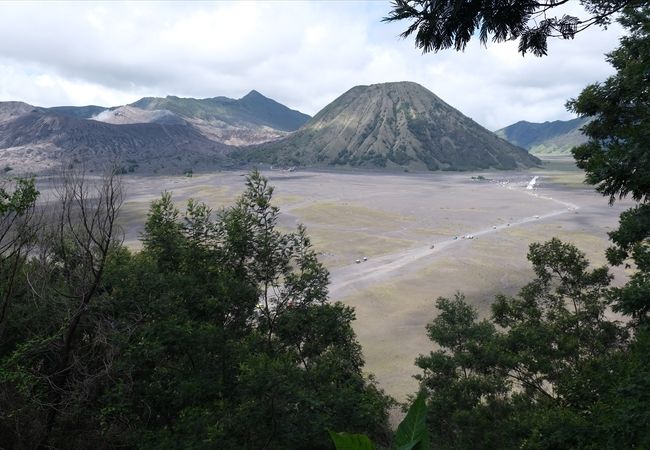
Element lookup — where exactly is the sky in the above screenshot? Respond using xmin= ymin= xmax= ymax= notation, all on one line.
xmin=0 ymin=1 xmax=624 ymax=130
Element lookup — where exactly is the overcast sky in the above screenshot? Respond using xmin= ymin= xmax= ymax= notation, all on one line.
xmin=0 ymin=1 xmax=623 ymax=130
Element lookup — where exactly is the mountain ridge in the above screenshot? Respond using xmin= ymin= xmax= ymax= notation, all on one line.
xmin=1 ymin=83 xmax=548 ymax=175
xmin=0 ymin=89 xmax=312 ymax=174
xmin=127 ymin=90 xmax=311 ymax=145
xmin=3 ymin=91 xmax=312 ymax=147
xmin=495 ymin=117 xmax=589 ymax=154
xmin=0 ymin=102 xmax=233 ymax=174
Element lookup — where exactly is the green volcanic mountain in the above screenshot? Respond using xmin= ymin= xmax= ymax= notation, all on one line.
xmin=241 ymin=82 xmax=540 ymax=171
xmin=495 ymin=117 xmax=589 ymax=155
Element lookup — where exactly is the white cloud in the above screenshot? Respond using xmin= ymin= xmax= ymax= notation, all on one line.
xmin=0 ymin=1 xmax=623 ymax=130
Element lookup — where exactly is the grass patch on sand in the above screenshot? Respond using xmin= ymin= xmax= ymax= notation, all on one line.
xmin=187 ymin=185 xmax=236 ymax=208
xmin=272 ymin=194 xmax=305 ymax=205
xmin=537 ymin=156 xmax=588 ymax=189
xmin=291 ymin=201 xmax=414 ymax=229
xmin=342 ymin=281 xmax=433 ymax=402
xmin=500 ymin=223 xmax=611 ymax=266
xmin=544 ymin=172 xmax=589 ymax=189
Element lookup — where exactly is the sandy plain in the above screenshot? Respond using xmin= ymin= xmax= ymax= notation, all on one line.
xmin=114 ymin=158 xmax=634 ymax=403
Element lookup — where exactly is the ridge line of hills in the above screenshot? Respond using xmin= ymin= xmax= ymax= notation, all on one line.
xmin=0 ymin=90 xmax=311 ymax=174
xmin=1 ymin=82 xmax=545 ymax=175
xmin=495 ymin=117 xmax=589 ymax=155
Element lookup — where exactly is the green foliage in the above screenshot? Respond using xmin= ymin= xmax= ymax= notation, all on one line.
xmin=0 ymin=171 xmax=124 ymax=448
xmin=416 ymin=294 xmax=510 ymax=450
xmin=393 ymin=392 xmax=429 ymax=450
xmin=384 ymin=0 xmax=635 ymax=56
xmin=142 ymin=191 xmax=184 ymax=271
xmin=98 ymin=170 xmax=392 ymax=449
xmin=0 ymin=177 xmax=38 ymax=216
xmin=330 ymin=391 xmax=429 ymax=450
xmin=568 ymin=6 xmax=650 ymax=324
xmin=413 ymin=238 xmax=650 ymax=449
xmin=0 ymin=170 xmax=392 ymax=448
xmin=568 ymin=7 xmax=650 ymax=205
xmin=0 ymin=176 xmax=39 ymax=328
xmin=329 ymin=432 xmax=377 ymax=450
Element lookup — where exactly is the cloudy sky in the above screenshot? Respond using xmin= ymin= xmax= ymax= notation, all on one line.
xmin=0 ymin=1 xmax=623 ymax=130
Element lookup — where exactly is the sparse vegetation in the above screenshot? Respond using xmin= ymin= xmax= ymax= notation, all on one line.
xmin=387 ymin=147 xmax=412 ymax=166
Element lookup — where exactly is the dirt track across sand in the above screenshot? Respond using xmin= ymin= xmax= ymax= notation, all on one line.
xmin=329 ymin=184 xmax=579 ymax=298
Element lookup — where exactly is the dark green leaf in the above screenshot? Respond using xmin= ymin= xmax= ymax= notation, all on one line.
xmin=394 ymin=391 xmax=429 ymax=449
xmin=329 ymin=431 xmax=376 ymax=450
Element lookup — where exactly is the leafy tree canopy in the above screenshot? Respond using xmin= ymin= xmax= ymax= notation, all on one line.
xmin=415 ymin=239 xmax=648 ymax=449
xmin=568 ymin=6 xmax=650 ymax=323
xmin=0 ymin=177 xmax=38 ymax=216
xmin=0 ymin=170 xmax=393 ymax=449
xmin=384 ymin=0 xmax=642 ymax=56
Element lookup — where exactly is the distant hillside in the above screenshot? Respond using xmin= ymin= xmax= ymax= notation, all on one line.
xmin=0 ymin=101 xmax=40 ymax=123
xmin=0 ymin=103 xmax=233 ymax=174
xmin=495 ymin=117 xmax=589 ymax=155
xmin=0 ymin=90 xmax=312 ymax=174
xmin=240 ymin=82 xmax=540 ymax=171
xmin=47 ymin=105 xmax=108 ymax=119
xmin=128 ymin=91 xmax=311 ymax=145
xmin=30 ymin=91 xmax=311 ymax=147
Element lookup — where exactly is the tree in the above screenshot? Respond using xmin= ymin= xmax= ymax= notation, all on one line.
xmin=0 ymin=170 xmax=392 ymax=448
xmin=414 ymin=239 xmax=641 ymax=449
xmin=567 ymin=6 xmax=650 ymax=323
xmin=388 ymin=3 xmax=650 ymax=446
xmin=97 ymin=170 xmax=392 ymax=449
xmin=384 ymin=0 xmax=642 ymax=56
xmin=415 ymin=294 xmax=513 ymax=449
xmin=0 ymin=177 xmax=39 ymax=328
xmin=0 ymin=169 xmax=124 ymax=448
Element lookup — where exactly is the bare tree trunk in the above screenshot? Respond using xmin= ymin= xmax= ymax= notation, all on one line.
xmin=37 ymin=167 xmax=123 ymax=449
